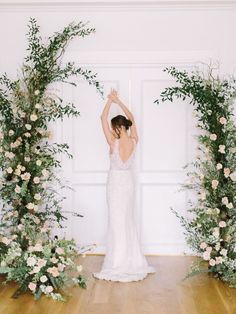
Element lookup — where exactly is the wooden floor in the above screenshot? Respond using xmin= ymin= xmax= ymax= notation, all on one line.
xmin=0 ymin=256 xmax=236 ymax=314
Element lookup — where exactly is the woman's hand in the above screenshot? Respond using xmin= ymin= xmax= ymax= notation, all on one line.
xmin=108 ymin=89 xmax=120 ymax=104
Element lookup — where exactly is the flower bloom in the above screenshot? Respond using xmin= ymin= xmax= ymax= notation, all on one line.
xmin=200 ymin=242 xmax=207 ymax=249
xmin=213 ymin=228 xmax=220 ymax=238
xmin=28 ymin=282 xmax=37 ymax=292
xmin=215 ymin=256 xmax=223 ymax=264
xmin=47 ymin=266 xmax=59 ymax=277
xmin=34 ymin=90 xmax=40 ymax=96
xmin=209 ymin=259 xmax=216 ymax=266
xmin=229 ymin=171 xmax=236 ymax=182
xmin=224 ymin=168 xmax=230 ymax=178
xmin=219 ymin=221 xmax=226 ymax=228
xmin=27 ymin=256 xmax=37 ymax=267
xmin=26 ymin=203 xmax=35 ymax=210
xmin=219 ymin=117 xmax=227 ymax=125
xmin=218 ymin=145 xmax=226 ymax=154
xmin=6 ymin=167 xmax=13 ymax=174
xmin=30 ymin=114 xmax=38 ymax=121
xmin=216 ymin=163 xmax=223 ymax=170
xmin=42 ymin=169 xmax=49 ymax=178
xmin=227 ymin=202 xmax=233 ymax=209
xmin=211 ymin=180 xmax=219 ymax=189
xmin=24 ymin=156 xmax=31 ymax=162
xmin=220 ymin=249 xmax=227 ymax=256
xmin=15 ymin=185 xmax=21 ymax=194
xmin=45 ymin=286 xmax=53 ymax=293
xmin=40 ymin=275 xmax=48 ymax=283
xmin=8 ymin=130 xmax=14 ymax=136
xmin=210 ymin=134 xmax=217 ymax=141
xmin=34 ymin=193 xmax=41 ymax=201
xmin=203 ymin=251 xmax=211 ymax=261
xmin=33 ymin=177 xmax=40 ymax=184
xmin=25 ymin=124 xmax=32 ymax=130
xmin=37 ymin=259 xmax=47 ymax=268
xmin=222 ymin=197 xmax=229 ymax=205
xmin=36 ymin=160 xmax=42 ymax=166
xmin=21 ymin=172 xmax=31 ymax=180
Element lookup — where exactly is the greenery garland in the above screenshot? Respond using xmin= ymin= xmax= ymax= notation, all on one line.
xmin=155 ymin=65 xmax=236 ymax=286
xmin=0 ymin=18 xmax=102 ymax=301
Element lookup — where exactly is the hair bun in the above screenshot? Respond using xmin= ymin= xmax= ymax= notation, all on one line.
xmin=126 ymin=119 xmax=132 ymax=128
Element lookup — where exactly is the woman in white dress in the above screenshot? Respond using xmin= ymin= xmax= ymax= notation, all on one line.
xmin=93 ymin=89 xmax=155 ymax=282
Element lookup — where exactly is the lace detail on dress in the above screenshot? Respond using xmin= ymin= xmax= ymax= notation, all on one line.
xmin=109 ymin=138 xmax=136 ymax=170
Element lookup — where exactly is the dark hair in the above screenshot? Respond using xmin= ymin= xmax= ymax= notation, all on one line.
xmin=111 ymin=115 xmax=132 ymax=138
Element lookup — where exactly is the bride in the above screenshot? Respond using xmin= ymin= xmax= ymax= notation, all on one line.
xmin=93 ymin=89 xmax=155 ymax=282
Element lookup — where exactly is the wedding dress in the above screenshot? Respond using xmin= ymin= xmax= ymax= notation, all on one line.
xmin=93 ymin=138 xmax=155 ymax=282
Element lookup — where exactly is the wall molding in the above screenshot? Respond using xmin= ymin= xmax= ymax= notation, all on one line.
xmin=1 ymin=0 xmax=236 ymax=11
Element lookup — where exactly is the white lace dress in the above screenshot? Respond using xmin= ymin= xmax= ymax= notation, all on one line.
xmin=93 ymin=138 xmax=155 ymax=282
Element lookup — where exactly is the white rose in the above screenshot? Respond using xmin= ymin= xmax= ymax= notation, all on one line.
xmin=210 ymin=134 xmax=217 ymax=141
xmin=224 ymin=168 xmax=230 ymax=178
xmin=30 ymin=114 xmax=38 ymax=121
xmin=219 ymin=117 xmax=227 ymax=125
xmin=222 ymin=197 xmax=229 ymax=205
xmin=28 ymin=282 xmax=37 ymax=292
xmin=200 ymin=242 xmax=207 ymax=250
xmin=25 ymin=124 xmax=32 ymax=130
xmin=34 ymin=90 xmax=40 ymax=96
xmin=36 ymin=160 xmax=42 ymax=166
xmin=213 ymin=228 xmax=220 ymax=238
xmin=6 ymin=167 xmax=13 ymax=174
xmin=220 ymin=248 xmax=227 ymax=256
xmin=35 ymin=103 xmax=41 ymax=109
xmin=218 ymin=145 xmax=226 ymax=154
xmin=34 ymin=193 xmax=41 ymax=201
xmin=216 ymin=163 xmax=223 ymax=170
xmin=24 ymin=132 xmax=31 ymax=138
xmin=229 ymin=171 xmax=236 ymax=182
xmin=32 ymin=266 xmax=41 ymax=274
xmin=26 ymin=203 xmax=35 ymax=210
xmin=219 ymin=221 xmax=226 ymax=228
xmin=24 ymin=156 xmax=31 ymax=162
xmin=209 ymin=259 xmax=216 ymax=266
xmin=211 ymin=180 xmax=219 ymax=190
xmin=21 ymin=172 xmax=31 ymax=180
xmin=215 ymin=256 xmax=223 ymax=264
xmin=15 ymin=185 xmax=21 ymax=194
xmin=227 ymin=202 xmax=233 ymax=209
xmin=40 ymin=275 xmax=48 ymax=283
xmin=33 ymin=177 xmax=40 ymax=184
xmin=55 ymin=247 xmax=64 ymax=255
xmin=27 ymin=256 xmax=37 ymax=267
xmin=203 ymin=251 xmax=211 ymax=261
xmin=45 ymin=286 xmax=53 ymax=293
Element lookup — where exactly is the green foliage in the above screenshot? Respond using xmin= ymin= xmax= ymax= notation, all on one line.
xmin=0 ymin=18 xmax=102 ymax=301
xmin=155 ymin=65 xmax=236 ymax=287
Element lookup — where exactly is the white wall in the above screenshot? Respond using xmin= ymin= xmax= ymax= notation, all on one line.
xmin=0 ymin=0 xmax=236 ymax=254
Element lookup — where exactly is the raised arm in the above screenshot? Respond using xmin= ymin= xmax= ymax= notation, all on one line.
xmin=100 ymin=96 xmax=114 ymax=145
xmin=110 ymin=90 xmax=139 ymax=143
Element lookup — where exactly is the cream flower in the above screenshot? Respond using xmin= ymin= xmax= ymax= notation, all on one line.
xmin=215 ymin=256 xmax=223 ymax=264
xmin=40 ymin=275 xmax=48 ymax=283
xmin=34 ymin=90 xmax=40 ymax=96
xmin=216 ymin=163 xmax=223 ymax=170
xmin=34 ymin=243 xmax=43 ymax=252
xmin=30 ymin=114 xmax=38 ymax=121
xmin=219 ymin=221 xmax=226 ymax=228
xmin=1 ymin=237 xmax=12 ymax=245
xmin=224 ymin=168 xmax=230 ymax=178
xmin=33 ymin=177 xmax=40 ymax=184
xmin=218 ymin=145 xmax=226 ymax=154
xmin=34 ymin=193 xmax=41 ymax=201
xmin=45 ymin=286 xmax=53 ymax=293
xmin=47 ymin=266 xmax=59 ymax=277
xmin=50 ymin=257 xmax=58 ymax=264
xmin=6 ymin=167 xmax=13 ymax=174
xmin=211 ymin=180 xmax=219 ymax=190
xmin=42 ymin=169 xmax=49 ymax=178
xmin=58 ymin=263 xmax=65 ymax=272
xmin=27 ymin=256 xmax=37 ymax=267
xmin=210 ymin=134 xmax=217 ymax=141
xmin=213 ymin=228 xmax=220 ymax=238
xmin=37 ymin=259 xmax=47 ymax=268
xmin=226 ymin=202 xmax=233 ymax=209
xmin=15 ymin=185 xmax=21 ymax=194
xmin=222 ymin=197 xmax=229 ymax=205
xmin=24 ymin=156 xmax=31 ymax=162
xmin=28 ymin=282 xmax=37 ymax=292
xmin=35 ymin=103 xmax=41 ymax=109
xmin=26 ymin=203 xmax=35 ymax=210
xmin=36 ymin=160 xmax=42 ymax=166
xmin=32 ymin=266 xmax=41 ymax=274
xmin=25 ymin=124 xmax=32 ymax=130
xmin=229 ymin=171 xmax=236 ymax=182
xmin=220 ymin=248 xmax=227 ymax=256
xmin=209 ymin=259 xmax=216 ymax=266
xmin=24 ymin=132 xmax=31 ymax=138
xmin=21 ymin=172 xmax=31 ymax=180
xmin=219 ymin=117 xmax=227 ymax=125
xmin=203 ymin=251 xmax=211 ymax=261
xmin=200 ymin=242 xmax=207 ymax=249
